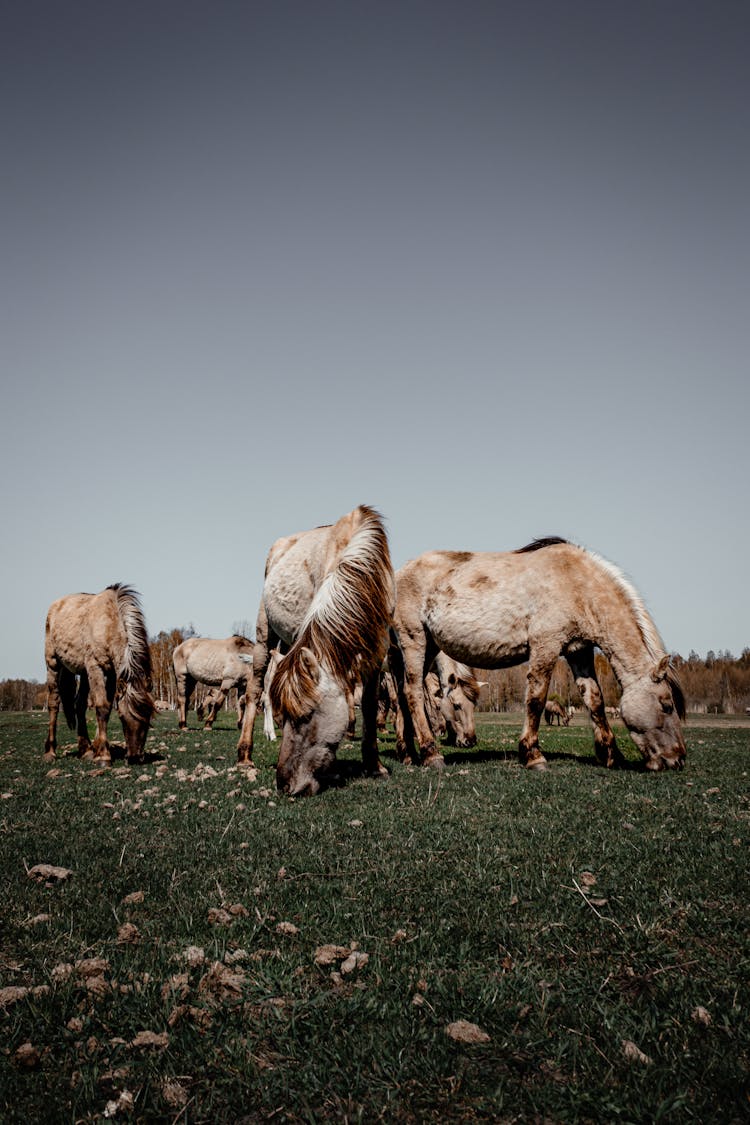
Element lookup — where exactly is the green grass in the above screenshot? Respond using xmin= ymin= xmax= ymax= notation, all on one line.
xmin=0 ymin=710 xmax=748 ymax=1122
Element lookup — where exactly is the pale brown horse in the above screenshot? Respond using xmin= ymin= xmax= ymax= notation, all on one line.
xmin=387 ymin=651 xmax=487 ymax=761
xmin=172 ymin=635 xmax=254 ymax=730
xmin=44 ymin=583 xmax=155 ymax=764
xmin=544 ymin=700 xmax=570 ymax=726
xmin=237 ymin=504 xmax=395 ymax=796
xmin=392 ymin=538 xmax=686 ymax=771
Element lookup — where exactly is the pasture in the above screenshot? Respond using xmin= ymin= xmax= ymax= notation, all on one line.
xmin=0 ymin=711 xmax=747 ymax=1123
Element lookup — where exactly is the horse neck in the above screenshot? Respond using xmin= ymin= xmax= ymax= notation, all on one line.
xmin=584 ymin=582 xmax=661 ymax=689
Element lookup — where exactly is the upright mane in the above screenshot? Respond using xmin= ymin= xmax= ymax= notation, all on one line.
xmin=583 ymin=548 xmax=686 ymax=719
xmin=271 ymin=506 xmax=394 ymax=721
xmin=515 ymin=536 xmax=569 ymax=553
xmin=109 ymin=583 xmax=155 ymax=722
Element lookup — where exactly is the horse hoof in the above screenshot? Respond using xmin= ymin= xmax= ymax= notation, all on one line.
xmin=237 ymin=759 xmax=256 ymax=770
xmin=423 ymin=752 xmax=445 ymax=770
xmin=525 ymin=756 xmax=548 ymax=771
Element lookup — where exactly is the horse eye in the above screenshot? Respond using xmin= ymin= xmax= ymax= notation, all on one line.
xmin=661 ymin=701 xmax=673 ymax=715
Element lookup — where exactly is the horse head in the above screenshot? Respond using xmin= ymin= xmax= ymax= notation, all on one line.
xmin=619 ymin=656 xmax=686 ymax=771
xmin=436 ymin=663 xmax=487 ymax=749
xmin=272 ymin=648 xmax=350 ymax=797
xmin=439 ymin=675 xmax=478 ymax=748
xmin=117 ymin=680 xmax=156 ymax=763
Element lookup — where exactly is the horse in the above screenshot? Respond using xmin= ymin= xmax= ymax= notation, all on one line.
xmin=391 ymin=537 xmax=686 ymax=772
xmin=44 ymin=583 xmax=155 ymax=764
xmin=544 ymin=700 xmax=570 ymax=726
xmin=236 ymin=504 xmax=395 ymax=796
xmin=172 ymin=635 xmax=254 ymax=730
xmin=433 ymin=652 xmax=488 ymax=748
xmin=387 ymin=650 xmax=487 ymax=761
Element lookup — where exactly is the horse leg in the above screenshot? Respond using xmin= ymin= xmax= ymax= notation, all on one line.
xmin=398 ymin=630 xmax=442 ymax=767
xmin=176 ymin=670 xmax=192 ymax=730
xmin=237 ymin=603 xmax=273 ymax=766
xmin=204 ymin=680 xmax=231 ymax=729
xmin=519 ymin=653 xmax=557 ymax=769
xmin=345 ymin=688 xmax=357 ymax=740
xmin=360 ymin=669 xmax=389 ymax=779
xmin=74 ymin=670 xmax=94 ymax=758
xmin=179 ymin=675 xmax=195 ymax=729
xmin=44 ymin=663 xmax=61 ymax=760
xmin=565 ymin=646 xmax=624 ymax=768
xmin=87 ymin=666 xmax=113 ymax=763
xmin=387 ymin=642 xmax=416 ymax=763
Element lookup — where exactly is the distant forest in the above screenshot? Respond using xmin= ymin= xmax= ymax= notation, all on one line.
xmin=2 ymin=628 xmax=749 ymax=715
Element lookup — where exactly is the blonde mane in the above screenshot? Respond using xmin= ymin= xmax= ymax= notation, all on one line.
xmin=270 ymin=506 xmax=394 ymax=721
xmin=583 ymin=549 xmax=666 ymax=663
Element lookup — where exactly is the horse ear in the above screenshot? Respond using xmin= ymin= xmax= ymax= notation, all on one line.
xmin=651 ymin=655 xmax=670 ymax=683
xmin=298 ymin=647 xmax=320 ymax=679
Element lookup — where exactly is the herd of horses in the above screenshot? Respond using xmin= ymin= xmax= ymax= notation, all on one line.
xmin=43 ymin=504 xmax=687 ymax=796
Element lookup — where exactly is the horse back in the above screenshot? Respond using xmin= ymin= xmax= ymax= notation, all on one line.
xmin=45 ymin=589 xmax=126 ymax=674
xmin=396 ymin=545 xmax=589 ymax=667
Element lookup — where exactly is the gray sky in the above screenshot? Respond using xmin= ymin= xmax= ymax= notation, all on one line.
xmin=2 ymin=0 xmax=748 ymax=681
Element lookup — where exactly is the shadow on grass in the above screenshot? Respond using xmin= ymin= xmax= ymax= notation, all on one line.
xmin=377 ymin=739 xmax=645 ymax=773
xmin=60 ymin=742 xmax=166 ymax=765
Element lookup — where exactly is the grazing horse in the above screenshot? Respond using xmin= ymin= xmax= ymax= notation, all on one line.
xmin=44 ymin=583 xmax=155 ymax=764
xmin=173 ymin=635 xmax=254 ymax=730
xmin=236 ymin=505 xmax=394 ymax=795
xmin=544 ymin=700 xmax=570 ymax=726
xmin=392 ymin=538 xmax=686 ymax=772
xmin=388 ymin=651 xmax=486 ymax=761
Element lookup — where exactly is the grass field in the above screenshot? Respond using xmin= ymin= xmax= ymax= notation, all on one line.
xmin=0 ymin=710 xmax=748 ymax=1123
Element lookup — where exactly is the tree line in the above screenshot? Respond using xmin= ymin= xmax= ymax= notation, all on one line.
xmin=2 ymin=638 xmax=749 ymax=716
xmin=477 ymin=648 xmax=750 ymax=714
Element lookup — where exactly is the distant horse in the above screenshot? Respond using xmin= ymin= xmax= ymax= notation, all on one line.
xmin=544 ymin=700 xmax=569 ymax=726
xmin=392 ymin=538 xmax=686 ymax=771
xmin=237 ymin=504 xmax=395 ymax=796
xmin=44 ymin=583 xmax=155 ymax=764
xmin=387 ymin=650 xmax=487 ymax=762
xmin=173 ymin=635 xmax=254 ymax=729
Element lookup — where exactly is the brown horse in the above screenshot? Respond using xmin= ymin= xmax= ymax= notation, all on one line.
xmin=387 ymin=651 xmax=487 ymax=761
xmin=237 ymin=504 xmax=394 ymax=795
xmin=544 ymin=700 xmax=570 ymax=726
xmin=172 ymin=635 xmax=254 ymax=730
xmin=392 ymin=538 xmax=685 ymax=771
xmin=44 ymin=583 xmax=155 ymax=764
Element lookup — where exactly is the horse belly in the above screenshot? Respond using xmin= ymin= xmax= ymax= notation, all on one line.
xmin=425 ymin=596 xmax=529 ymax=669
xmin=186 ymin=652 xmax=226 ymax=685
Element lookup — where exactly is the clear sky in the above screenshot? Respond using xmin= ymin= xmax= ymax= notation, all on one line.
xmin=1 ymin=0 xmax=748 ymax=681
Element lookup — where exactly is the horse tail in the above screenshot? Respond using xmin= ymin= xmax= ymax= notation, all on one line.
xmin=109 ymin=584 xmax=156 ymax=725
xmin=270 ymin=505 xmax=395 ymax=721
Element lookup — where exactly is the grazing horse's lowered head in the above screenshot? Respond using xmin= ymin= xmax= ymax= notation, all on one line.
xmin=273 ymin=648 xmax=353 ymax=796
xmin=268 ymin=506 xmax=394 ymax=796
xmin=619 ymin=654 xmax=686 ymax=770
xmin=434 ymin=654 xmax=486 ymax=748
